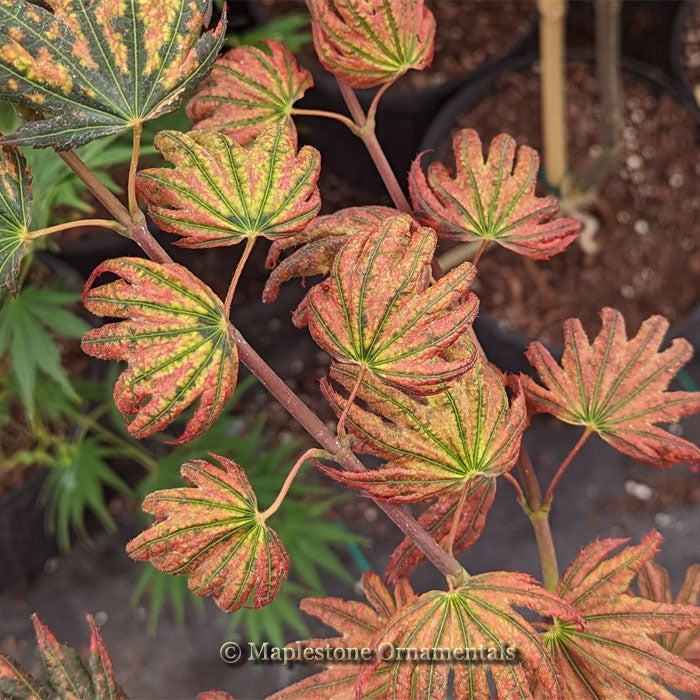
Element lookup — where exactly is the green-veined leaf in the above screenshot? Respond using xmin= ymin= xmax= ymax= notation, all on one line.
xmin=357 ymin=573 xmax=582 ymax=700
xmin=136 ymin=123 xmax=320 ymax=248
xmin=187 ymin=39 xmax=313 ymax=144
xmin=541 ymin=532 xmax=700 ymax=699
xmin=127 ymin=454 xmax=289 ymax=613
xmin=318 ymin=356 xmax=525 ymax=501
xmin=409 ymin=129 xmax=581 ymax=259
xmin=307 ymin=0 xmax=436 ymax=88
xmin=305 ymin=214 xmax=478 ymax=394
xmin=521 ymin=307 xmax=700 ymax=468
xmin=82 ymin=257 xmax=238 ymax=443
xmin=0 ymin=0 xmax=225 ymax=148
xmin=0 ymin=143 xmax=30 ymax=295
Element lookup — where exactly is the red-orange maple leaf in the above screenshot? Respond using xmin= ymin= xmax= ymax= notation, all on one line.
xmin=305 ymin=214 xmax=478 ymax=394
xmin=307 ymin=0 xmax=436 ymax=89
xmin=637 ymin=560 xmax=700 ymax=667
xmin=127 ymin=455 xmax=289 ymax=613
xmin=318 ymin=356 xmax=525 ymax=501
xmin=540 ymin=531 xmax=700 ymax=699
xmin=409 ymin=129 xmax=581 ymax=259
xmin=357 ymin=573 xmax=582 ymax=699
xmin=521 ymin=307 xmax=700 ymax=468
xmin=82 ymin=258 xmax=237 ymax=443
xmin=268 ymin=572 xmax=415 ymax=699
xmin=187 ymin=39 xmax=313 ymax=144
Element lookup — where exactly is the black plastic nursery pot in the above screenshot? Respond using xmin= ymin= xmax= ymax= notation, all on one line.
xmin=671 ymin=0 xmax=700 ymax=123
xmin=419 ymin=52 xmax=700 ymax=375
xmin=251 ymin=0 xmax=536 ymax=194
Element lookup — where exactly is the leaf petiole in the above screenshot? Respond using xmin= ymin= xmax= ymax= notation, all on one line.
xmin=224 ymin=236 xmax=256 ymax=316
xmin=543 ymin=427 xmax=592 ymax=507
xmin=27 ymin=219 xmax=126 ymax=240
xmin=260 ymin=448 xmax=332 ymax=521
xmin=128 ymin=123 xmax=143 ymax=219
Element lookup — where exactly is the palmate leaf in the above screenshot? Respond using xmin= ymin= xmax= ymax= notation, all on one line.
xmin=187 ymin=39 xmax=313 ymax=144
xmin=127 ymin=454 xmax=289 ymax=614
xmin=521 ymin=307 xmax=700 ymax=468
xmin=0 ymin=144 xmax=30 ymax=296
xmin=541 ymin=532 xmax=700 ymax=699
xmin=268 ymin=572 xmax=415 ymax=699
xmin=409 ymin=129 xmax=581 ymax=259
xmin=263 ymin=205 xmax=399 ymax=304
xmin=318 ymin=355 xmax=525 ymax=501
xmin=307 ymin=0 xmax=436 ymax=89
xmin=305 ymin=214 xmax=479 ymax=394
xmin=385 ymin=477 xmax=496 ymax=585
xmin=136 ymin=123 xmax=320 ymax=249
xmin=0 ymin=0 xmax=225 ymax=149
xmin=82 ymin=257 xmax=237 ymax=443
xmin=0 ymin=613 xmax=126 ymax=700
xmin=357 ymin=573 xmax=583 ymax=700
xmin=637 ymin=561 xmax=700 ymax=666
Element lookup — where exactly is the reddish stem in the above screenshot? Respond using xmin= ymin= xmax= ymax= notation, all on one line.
xmin=336 ymin=366 xmax=366 ymax=438
xmin=224 ymin=237 xmax=255 ymax=316
xmin=472 ymin=240 xmax=489 ymax=266
xmin=445 ymin=485 xmax=469 ymax=556
xmin=543 ymin=428 xmax=592 ymax=507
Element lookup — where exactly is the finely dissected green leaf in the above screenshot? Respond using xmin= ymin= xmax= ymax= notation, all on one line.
xmin=187 ymin=39 xmax=313 ymax=144
xmin=409 ymin=129 xmax=581 ymax=259
xmin=0 ymin=285 xmax=88 ymax=420
xmin=82 ymin=258 xmax=237 ymax=443
xmin=0 ymin=653 xmax=47 ymax=700
xmin=136 ymin=124 xmax=320 ymax=249
xmin=0 ymin=0 xmax=225 ymax=149
xmin=305 ymin=214 xmax=479 ymax=394
xmin=307 ymin=0 xmax=436 ymax=88
xmin=357 ymin=573 xmax=582 ymax=700
xmin=263 ymin=205 xmax=398 ymax=305
xmin=385 ymin=477 xmax=497 ymax=585
xmin=541 ymin=532 xmax=700 ymax=699
xmin=637 ymin=561 xmax=700 ymax=667
xmin=127 ymin=455 xmax=289 ymax=613
xmin=268 ymin=572 xmax=413 ymax=699
xmin=521 ymin=307 xmax=700 ymax=468
xmin=87 ymin=615 xmax=127 ymax=700
xmin=32 ymin=614 xmax=93 ymax=700
xmin=0 ymin=144 xmax=30 ymax=295
xmin=318 ymin=356 xmax=525 ymax=501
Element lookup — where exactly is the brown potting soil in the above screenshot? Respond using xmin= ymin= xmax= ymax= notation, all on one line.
xmin=259 ymin=0 xmax=534 ymax=92
xmin=441 ymin=61 xmax=700 ymax=345
xmin=680 ymin=0 xmax=700 ymax=100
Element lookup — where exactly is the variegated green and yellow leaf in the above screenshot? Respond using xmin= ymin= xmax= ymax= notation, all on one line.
xmin=0 ymin=0 xmax=225 ymax=148
xmin=522 ymin=307 xmax=700 ymax=468
xmin=357 ymin=573 xmax=582 ymax=700
xmin=307 ymin=0 xmax=436 ymax=88
xmin=187 ymin=39 xmax=313 ymax=144
xmin=541 ymin=532 xmax=700 ymax=699
xmin=82 ymin=257 xmax=237 ymax=443
xmin=318 ymin=356 xmax=525 ymax=501
xmin=638 ymin=560 xmax=700 ymax=667
xmin=137 ymin=124 xmax=320 ymax=249
xmin=0 ymin=653 xmax=46 ymax=700
xmin=306 ymin=214 xmax=478 ymax=394
xmin=268 ymin=572 xmax=413 ymax=699
xmin=0 ymin=143 xmax=31 ymax=296
xmin=263 ymin=205 xmax=399 ymax=304
xmin=127 ymin=455 xmax=289 ymax=613
xmin=409 ymin=129 xmax=581 ymax=259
